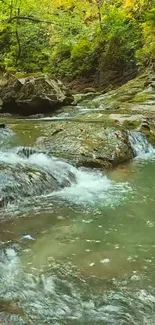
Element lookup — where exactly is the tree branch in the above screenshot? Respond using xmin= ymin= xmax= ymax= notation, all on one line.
xmin=15 ymin=8 xmax=21 ymax=62
xmin=7 ymin=15 xmax=54 ymax=24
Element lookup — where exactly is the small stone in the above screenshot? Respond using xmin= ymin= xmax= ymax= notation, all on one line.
xmin=0 ymin=124 xmax=6 ymax=128
xmin=131 ymin=275 xmax=141 ymax=281
xmin=57 ymin=215 xmax=64 ymax=220
xmin=22 ymin=234 xmax=35 ymax=240
xmin=89 ymin=262 xmax=95 ymax=267
xmin=146 ymin=220 xmax=154 ymax=227
xmin=100 ymin=258 xmax=110 ymax=264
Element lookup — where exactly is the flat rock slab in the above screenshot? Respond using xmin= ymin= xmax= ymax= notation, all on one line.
xmin=108 ymin=114 xmax=143 ymax=124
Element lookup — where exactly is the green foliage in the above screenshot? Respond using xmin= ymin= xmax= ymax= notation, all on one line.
xmin=0 ymin=0 xmax=155 ymax=83
xmin=96 ymin=7 xmax=140 ymax=73
xmin=70 ymin=38 xmax=96 ymax=76
xmin=136 ymin=20 xmax=155 ymax=66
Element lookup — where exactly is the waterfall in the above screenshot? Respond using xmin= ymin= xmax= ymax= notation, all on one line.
xmin=128 ymin=131 xmax=155 ymax=158
xmin=0 ymin=147 xmax=130 ymax=210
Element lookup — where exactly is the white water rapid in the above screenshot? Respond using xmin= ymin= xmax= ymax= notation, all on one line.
xmin=129 ymin=131 xmax=155 ymax=158
xmin=0 ymin=147 xmax=130 ymax=210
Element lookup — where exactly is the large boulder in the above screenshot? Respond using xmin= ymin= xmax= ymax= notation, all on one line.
xmin=0 ymin=75 xmax=73 ymax=115
xmin=35 ymin=121 xmax=134 ymax=169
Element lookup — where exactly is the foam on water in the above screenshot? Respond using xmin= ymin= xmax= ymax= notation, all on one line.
xmin=0 ymin=131 xmax=154 ymax=212
xmin=129 ymin=131 xmax=155 ymax=159
xmin=0 ymin=150 xmax=58 ymax=166
xmin=54 ymin=168 xmax=130 ymax=206
xmin=0 ymin=149 xmax=75 ymax=182
xmin=0 ymin=148 xmax=130 ymax=208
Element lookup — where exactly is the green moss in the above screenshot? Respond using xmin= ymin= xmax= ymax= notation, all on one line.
xmin=142 ymin=128 xmax=155 ymax=145
xmin=122 ymin=120 xmax=140 ymax=130
xmin=118 ymin=94 xmax=134 ymax=102
xmin=132 ymin=93 xmax=149 ymax=103
xmin=14 ymin=72 xmax=43 ymax=79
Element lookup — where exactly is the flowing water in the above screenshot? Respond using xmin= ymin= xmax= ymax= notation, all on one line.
xmin=1 ymin=119 xmax=155 ymax=325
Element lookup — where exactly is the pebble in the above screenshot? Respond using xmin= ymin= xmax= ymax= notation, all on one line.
xmin=22 ymin=234 xmax=35 ymax=240
xmin=100 ymin=258 xmax=110 ymax=264
xmin=89 ymin=262 xmax=95 ymax=267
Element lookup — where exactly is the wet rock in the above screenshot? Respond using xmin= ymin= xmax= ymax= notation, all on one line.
xmin=0 ymin=75 xmax=73 ymax=116
xmin=0 ymin=300 xmax=23 ymax=315
xmin=144 ymin=75 xmax=155 ymax=88
xmin=74 ymin=71 xmax=155 ymax=113
xmin=16 ymin=146 xmax=47 ymax=158
xmin=36 ymin=121 xmax=134 ymax=169
xmin=108 ymin=114 xmax=143 ymax=130
xmin=73 ymin=92 xmax=101 ymax=105
xmin=36 ymin=71 xmax=155 ymax=167
xmin=140 ymin=116 xmax=155 ymax=145
xmin=0 ymin=125 xmax=14 ymax=147
xmin=0 ymin=149 xmax=77 ymax=206
xmin=0 ymin=198 xmax=4 ymax=207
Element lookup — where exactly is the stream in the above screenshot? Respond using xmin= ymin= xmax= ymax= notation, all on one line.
xmin=1 ymin=117 xmax=155 ymax=325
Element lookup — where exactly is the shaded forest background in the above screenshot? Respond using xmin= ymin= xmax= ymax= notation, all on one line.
xmin=0 ymin=0 xmax=155 ymax=88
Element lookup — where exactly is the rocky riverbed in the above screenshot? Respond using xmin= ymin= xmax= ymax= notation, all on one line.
xmin=1 ymin=71 xmax=155 ymax=170
xmin=1 ymin=71 xmax=155 ymax=325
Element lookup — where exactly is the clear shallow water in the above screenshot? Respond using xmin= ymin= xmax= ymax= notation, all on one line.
xmin=1 ymin=119 xmax=155 ymax=324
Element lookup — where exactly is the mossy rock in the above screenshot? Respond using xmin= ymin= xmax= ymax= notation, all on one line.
xmin=122 ymin=120 xmax=140 ymax=130
xmin=35 ymin=121 xmax=134 ymax=169
xmin=141 ymin=127 xmax=155 ymax=145
xmin=132 ymin=92 xmax=150 ymax=103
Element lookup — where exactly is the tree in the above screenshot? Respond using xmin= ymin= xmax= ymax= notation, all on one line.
xmin=0 ymin=0 xmax=155 ymax=81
